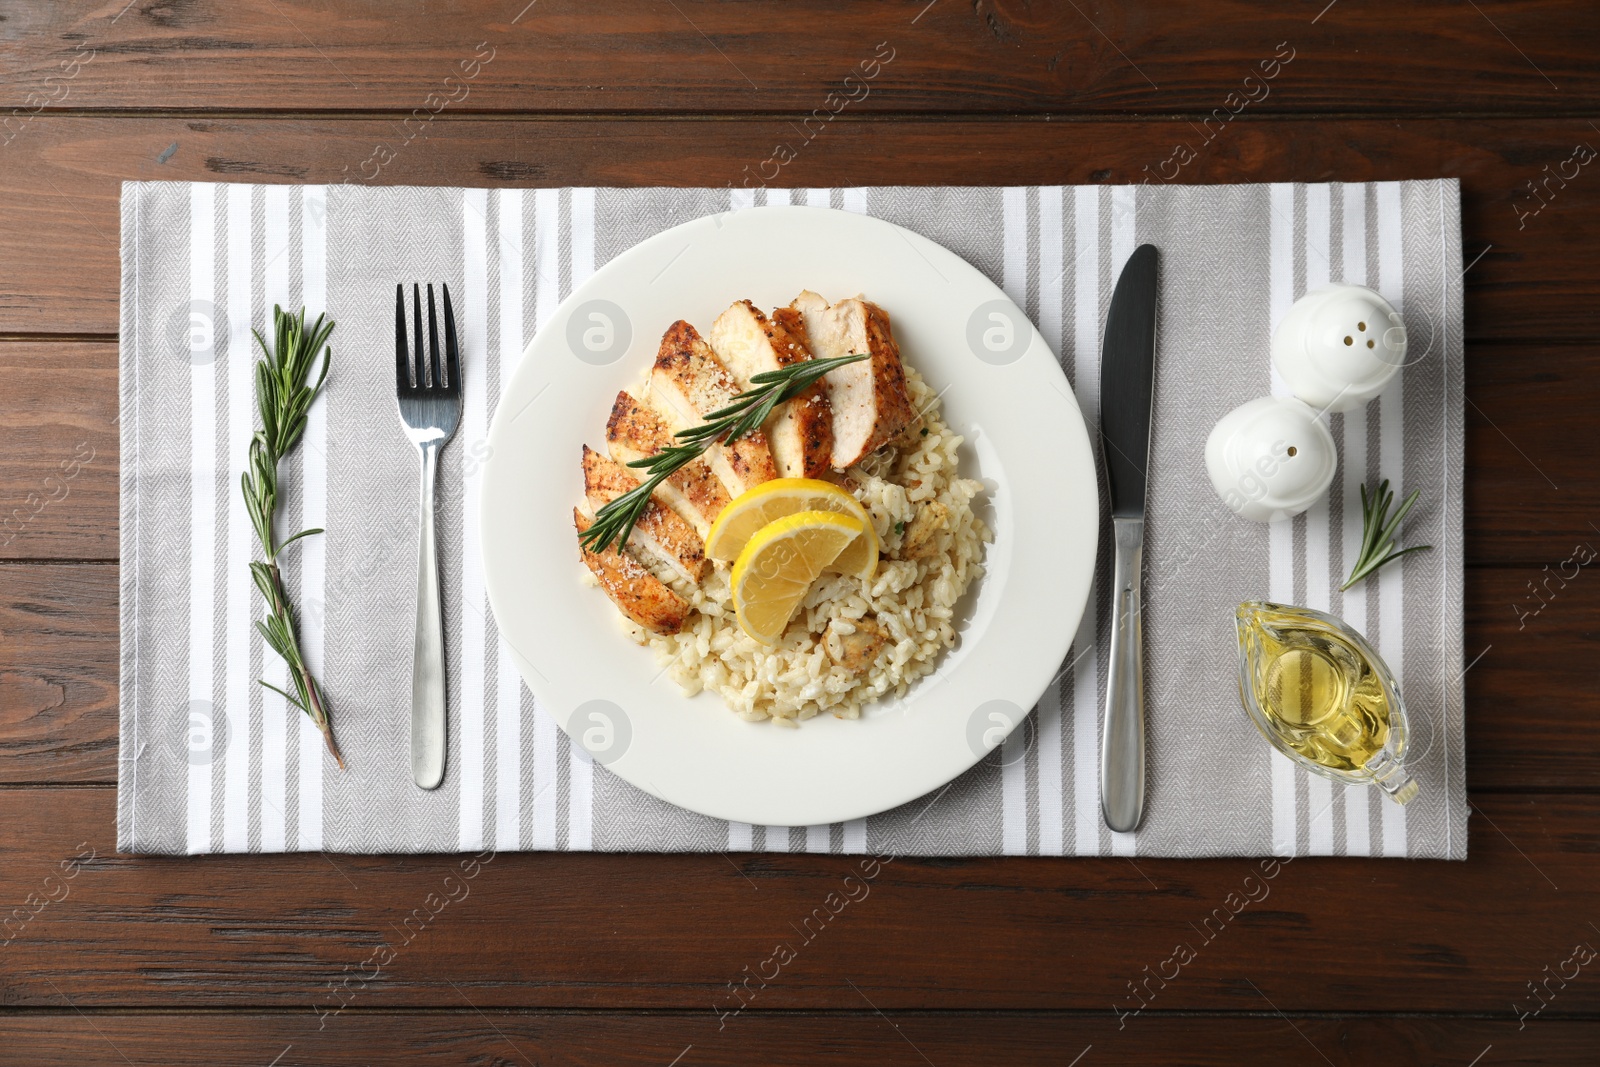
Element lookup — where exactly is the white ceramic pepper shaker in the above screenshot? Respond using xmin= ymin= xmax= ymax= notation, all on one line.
xmin=1271 ymin=283 xmax=1406 ymax=413
xmin=1205 ymin=283 xmax=1406 ymax=523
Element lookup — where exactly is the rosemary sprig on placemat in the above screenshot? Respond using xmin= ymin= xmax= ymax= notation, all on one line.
xmin=578 ymin=352 xmax=867 ymax=555
xmin=1341 ymin=479 xmax=1432 ymax=591
xmin=241 ymin=306 xmax=344 ymax=768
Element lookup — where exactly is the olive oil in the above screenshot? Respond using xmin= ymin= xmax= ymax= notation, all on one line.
xmin=1235 ymin=602 xmax=1419 ymax=804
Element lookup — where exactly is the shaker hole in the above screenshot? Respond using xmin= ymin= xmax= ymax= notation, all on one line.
xmin=1358 ymin=321 xmax=1367 ymax=331
xmin=1367 ymin=339 xmax=1375 ymax=348
xmin=1344 ymin=336 xmax=1353 ymax=346
xmin=1287 ymin=445 xmax=1298 ymax=457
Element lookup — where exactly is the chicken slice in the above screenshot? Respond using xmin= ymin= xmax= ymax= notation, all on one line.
xmin=605 ymin=391 xmax=731 ymax=536
xmin=649 ymin=319 xmax=779 ymax=497
xmin=708 ymin=299 xmax=834 ymax=479
xmin=581 ymin=446 xmax=708 ymax=583
xmin=790 ymin=291 xmax=918 ymax=469
xmin=574 ymin=508 xmax=692 ymax=635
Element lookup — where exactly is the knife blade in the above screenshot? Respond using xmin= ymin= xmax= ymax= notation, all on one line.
xmin=1098 ymin=243 xmax=1159 ymax=833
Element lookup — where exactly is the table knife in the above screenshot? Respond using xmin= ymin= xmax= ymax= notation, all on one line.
xmin=1098 ymin=243 xmax=1159 ymax=833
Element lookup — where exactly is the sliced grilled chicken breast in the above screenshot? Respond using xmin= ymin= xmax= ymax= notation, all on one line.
xmin=605 ymin=390 xmax=730 ymax=535
xmin=708 ymin=299 xmax=833 ymax=479
xmin=790 ymin=290 xmax=917 ymax=468
xmin=574 ymin=508 xmax=691 ymax=635
xmin=650 ymin=320 xmax=779 ymax=497
xmin=581 ymin=446 xmax=707 ymax=583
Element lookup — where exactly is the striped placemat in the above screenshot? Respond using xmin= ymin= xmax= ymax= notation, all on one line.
xmin=118 ymin=180 xmax=1465 ymax=857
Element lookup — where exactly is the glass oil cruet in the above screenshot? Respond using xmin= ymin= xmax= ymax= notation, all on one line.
xmin=1236 ymin=602 xmax=1419 ymax=805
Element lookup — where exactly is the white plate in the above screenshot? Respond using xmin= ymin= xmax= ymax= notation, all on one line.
xmin=481 ymin=205 xmax=1098 ymax=827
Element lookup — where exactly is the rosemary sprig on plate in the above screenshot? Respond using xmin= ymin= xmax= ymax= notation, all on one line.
xmin=241 ymin=306 xmax=345 ymax=769
xmin=1340 ymin=479 xmax=1432 ymax=591
xmin=578 ymin=352 xmax=868 ymax=555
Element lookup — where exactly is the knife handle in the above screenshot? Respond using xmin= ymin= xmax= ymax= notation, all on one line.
xmin=1100 ymin=516 xmax=1146 ymax=832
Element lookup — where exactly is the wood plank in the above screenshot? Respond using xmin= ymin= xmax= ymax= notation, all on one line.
xmin=2 ymin=118 xmax=1596 ymax=338
xmin=0 ymin=1012 xmax=1594 ymax=1066
xmin=0 ymin=788 xmax=1592 ymax=1010
xmin=0 ymin=343 xmax=118 ymax=560
xmin=0 ymin=564 xmax=118 ymax=783
xmin=1 ymin=558 xmax=1594 ymax=789
xmin=1466 ymin=344 xmax=1600 ymax=561
xmin=3 ymin=340 xmax=1593 ymax=565
xmin=5 ymin=0 xmax=1596 ymax=115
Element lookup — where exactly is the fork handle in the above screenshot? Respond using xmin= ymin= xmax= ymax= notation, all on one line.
xmin=411 ymin=440 xmax=448 ymax=789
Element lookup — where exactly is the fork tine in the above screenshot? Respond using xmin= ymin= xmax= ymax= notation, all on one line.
xmin=394 ymin=283 xmax=412 ymax=390
xmin=424 ymin=284 xmax=441 ymax=390
xmin=412 ymin=284 xmax=424 ymax=389
xmin=441 ymin=284 xmax=461 ymax=391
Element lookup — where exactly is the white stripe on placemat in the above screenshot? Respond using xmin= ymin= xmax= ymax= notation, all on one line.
xmin=841 ymin=818 xmax=866 ymax=853
xmin=727 ymin=821 xmax=754 ymax=851
xmin=1340 ymin=183 xmax=1373 ymax=857
xmin=567 ymin=187 xmax=597 ymax=851
xmin=261 ymin=185 xmax=291 ymax=852
xmin=495 ymin=188 xmax=525 ymax=852
xmin=223 ymin=184 xmax=254 ymax=853
xmin=999 ymin=186 xmax=1029 ymax=856
xmin=1375 ymin=183 xmax=1408 ymax=857
xmin=186 ymin=182 xmax=216 ymax=855
xmin=765 ymin=825 xmax=790 ymax=852
xmin=297 ymin=186 xmax=327 ymax=851
xmin=1302 ymin=183 xmax=1335 ymax=855
xmin=530 ymin=187 xmax=562 ymax=851
xmin=1107 ymin=183 xmax=1138 ymax=859
xmin=1070 ymin=184 xmax=1100 ymax=855
xmin=841 ymin=187 xmax=868 ymax=214
xmin=805 ymin=824 xmax=830 ymax=853
xmin=1267 ymin=181 xmax=1298 ymax=859
xmin=1035 ymin=185 xmax=1065 ymax=856
xmin=458 ymin=190 xmax=489 ymax=851
xmin=805 ymin=188 xmax=828 ymax=208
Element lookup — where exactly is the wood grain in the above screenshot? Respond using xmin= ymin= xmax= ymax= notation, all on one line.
xmin=4 ymin=0 xmax=1593 ymax=115
xmin=0 ymin=565 xmax=118 ymax=783
xmin=0 ymin=343 xmax=118 ymax=560
xmin=0 ymin=788 xmax=1592 ymax=1010
xmin=0 ymin=1011 xmax=1594 ymax=1066
xmin=2 ymin=118 xmax=1597 ymax=339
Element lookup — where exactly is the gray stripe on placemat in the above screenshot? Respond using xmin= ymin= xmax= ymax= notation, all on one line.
xmin=209 ymin=186 xmax=231 ymax=853
xmin=1135 ymin=182 xmax=1278 ymax=858
xmin=120 ymin=181 xmax=196 ymax=855
xmin=318 ymin=186 xmax=467 ymax=852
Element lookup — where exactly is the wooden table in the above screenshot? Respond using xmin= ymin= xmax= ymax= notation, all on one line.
xmin=3 ymin=3 xmax=1597 ymax=1063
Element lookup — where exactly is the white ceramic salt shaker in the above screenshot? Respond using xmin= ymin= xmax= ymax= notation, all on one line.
xmin=1204 ymin=396 xmax=1337 ymax=523
xmin=1271 ymin=283 xmax=1406 ymax=413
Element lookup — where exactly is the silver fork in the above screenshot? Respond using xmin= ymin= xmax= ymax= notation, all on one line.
xmin=394 ymin=283 xmax=462 ymax=790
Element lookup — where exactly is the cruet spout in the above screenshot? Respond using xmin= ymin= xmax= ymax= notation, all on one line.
xmin=1365 ymin=751 xmax=1420 ymax=806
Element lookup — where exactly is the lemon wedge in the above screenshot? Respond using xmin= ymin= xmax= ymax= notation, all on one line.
xmin=706 ymin=478 xmax=878 ymax=579
xmin=731 ymin=510 xmax=867 ymax=645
